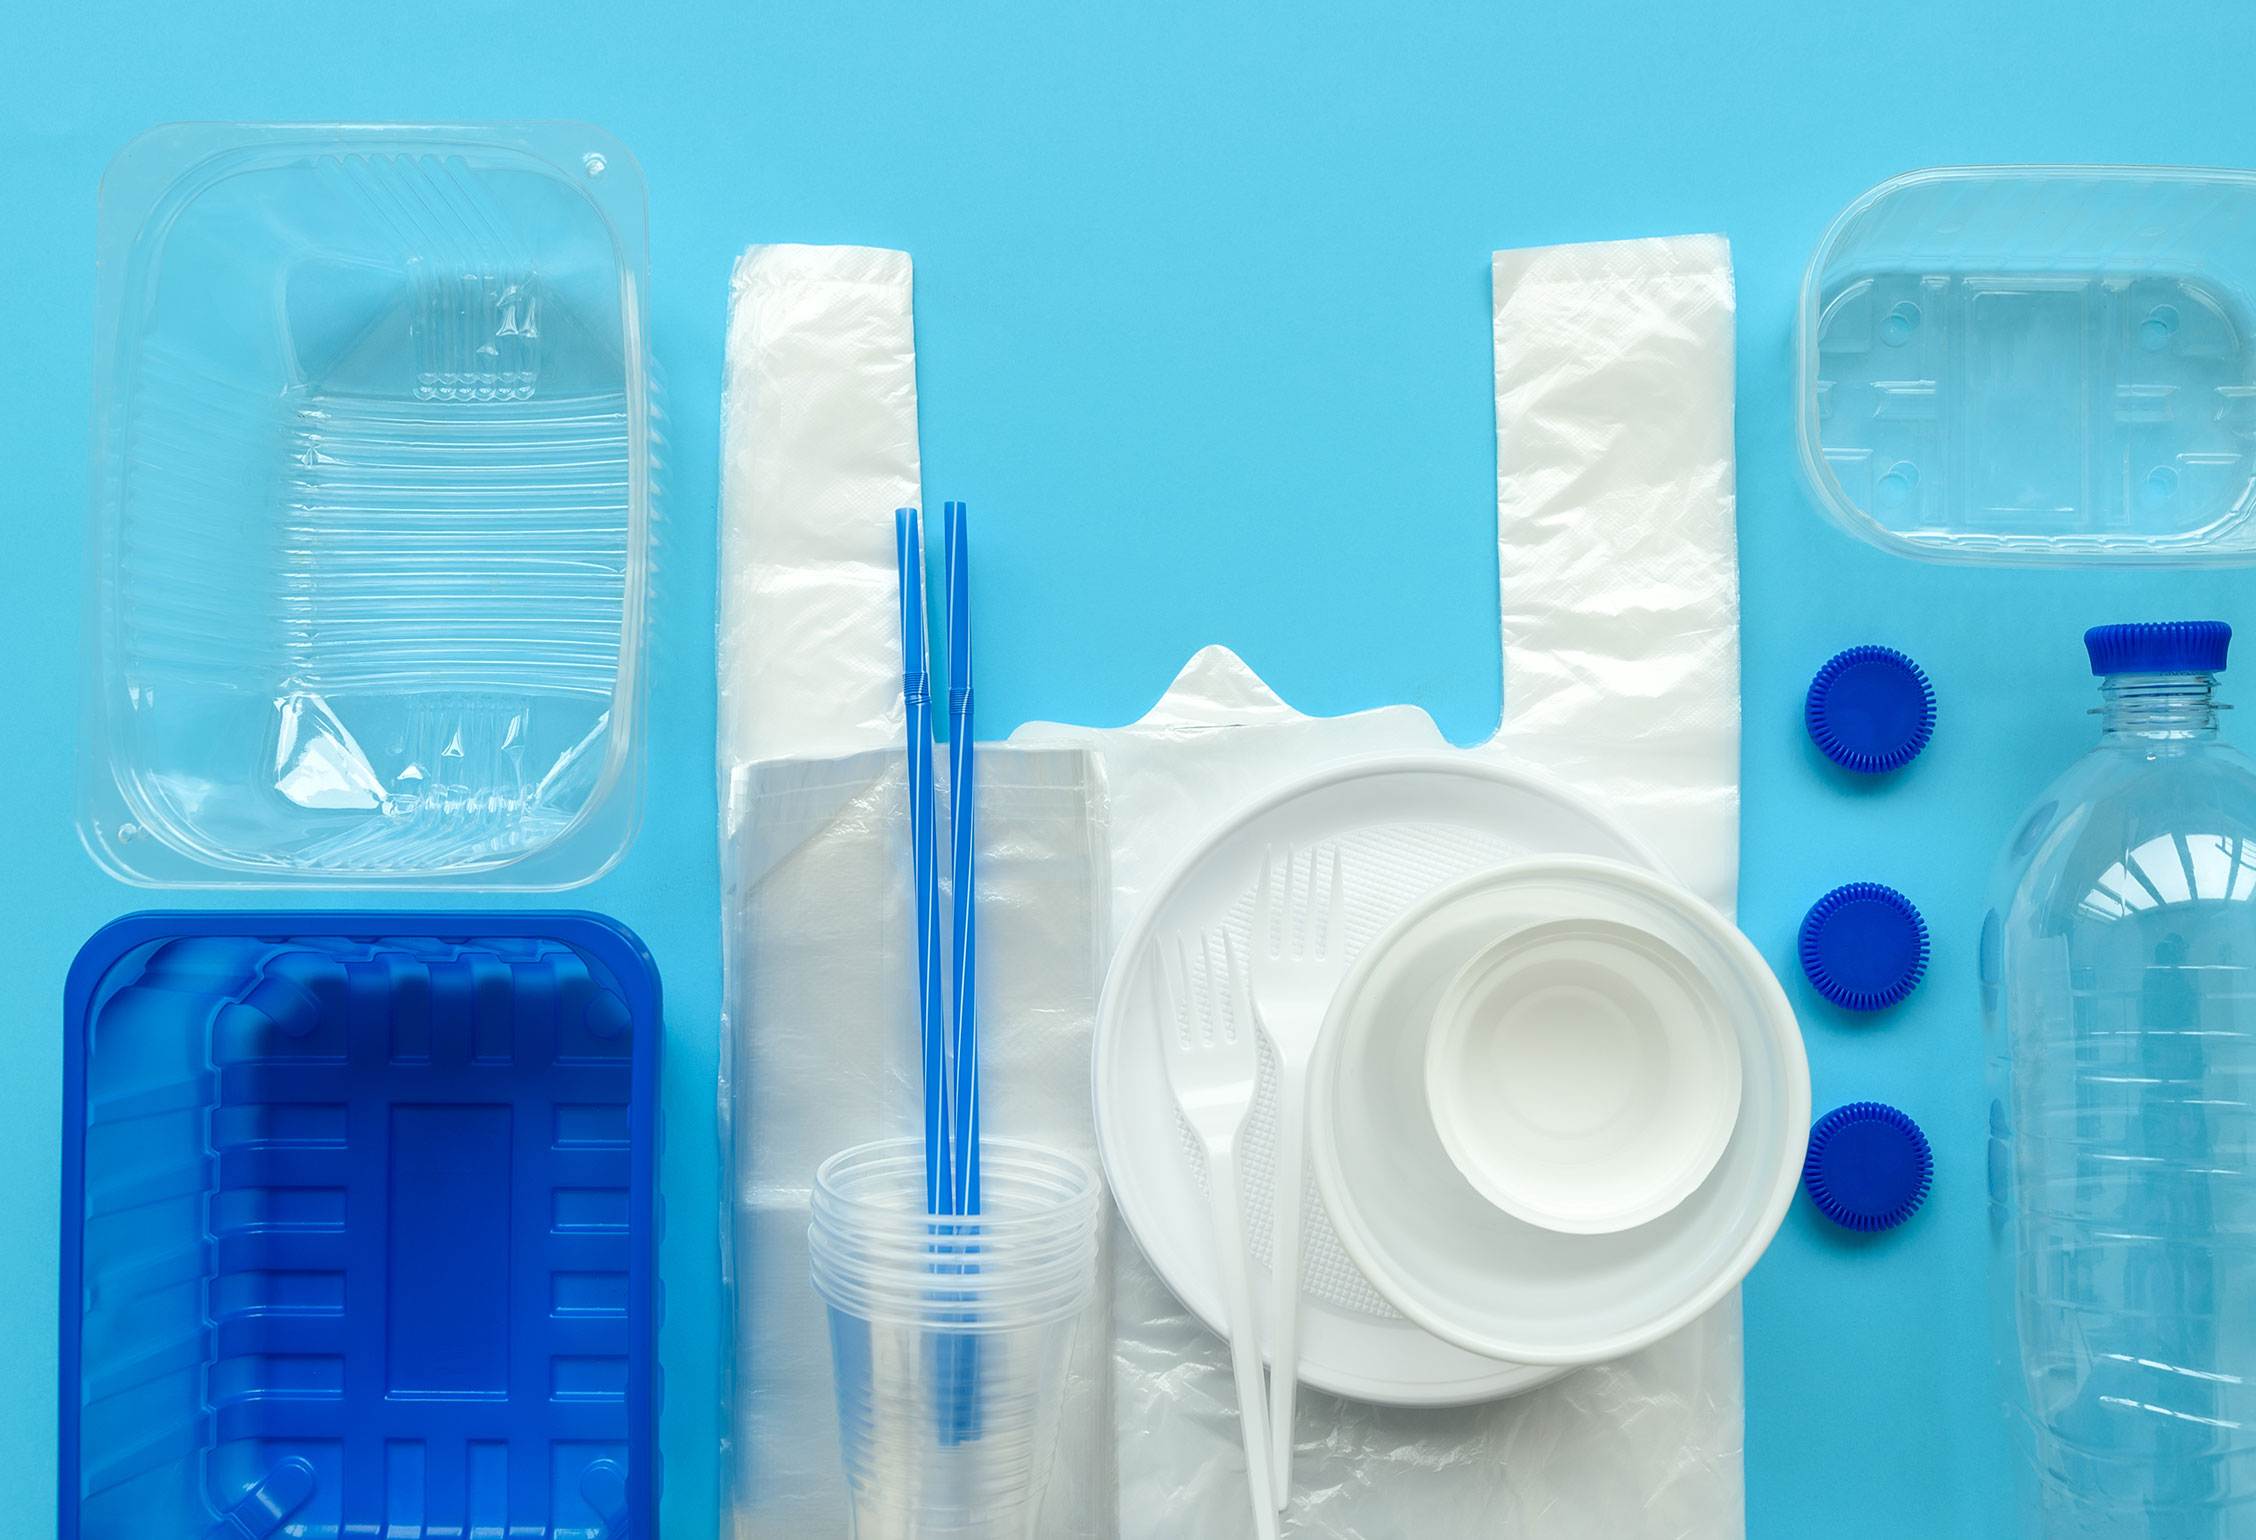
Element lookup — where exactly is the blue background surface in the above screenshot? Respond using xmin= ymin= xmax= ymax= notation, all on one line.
xmin=7 ymin=4 xmax=2255 ymax=1535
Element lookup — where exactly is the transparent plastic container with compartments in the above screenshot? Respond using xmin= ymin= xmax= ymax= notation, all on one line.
xmin=1797 ymin=166 xmax=2256 ymax=567
xmin=82 ymin=122 xmax=655 ymax=887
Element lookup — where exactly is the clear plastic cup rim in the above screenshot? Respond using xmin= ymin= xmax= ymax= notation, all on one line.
xmin=810 ymin=1137 xmax=1102 ymax=1329
xmin=809 ymin=1247 xmax=1098 ymax=1298
xmin=808 ymin=1240 xmax=1099 ymax=1284
xmin=810 ymin=1266 xmax=1099 ymax=1329
xmin=809 ymin=1236 xmax=1098 ymax=1282
xmin=808 ymin=1219 xmax=1100 ymax=1258
xmin=812 ymin=1137 xmax=1101 ymax=1239
xmin=813 ymin=1283 xmax=1097 ymax=1331
xmin=809 ymin=1208 xmax=1099 ymax=1272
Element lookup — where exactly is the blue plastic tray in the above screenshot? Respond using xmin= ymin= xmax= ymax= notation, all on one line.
xmin=60 ymin=913 xmax=661 ymax=1540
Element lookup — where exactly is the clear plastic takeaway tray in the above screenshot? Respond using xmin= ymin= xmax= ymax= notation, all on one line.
xmin=1797 ymin=165 xmax=2256 ymax=566
xmin=59 ymin=912 xmax=661 ymax=1540
xmin=81 ymin=122 xmax=656 ymax=886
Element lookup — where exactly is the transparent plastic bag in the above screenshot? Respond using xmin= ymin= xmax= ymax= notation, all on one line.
xmin=719 ymin=746 xmax=1115 ymax=1539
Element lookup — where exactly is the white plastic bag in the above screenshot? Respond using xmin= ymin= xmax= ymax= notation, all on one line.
xmin=717 ymin=234 xmax=1753 ymax=1538
xmin=1489 ymin=235 xmax=1741 ymax=913
xmin=718 ymin=245 xmax=922 ymax=770
xmin=1017 ymin=234 xmax=1747 ymax=1539
xmin=1018 ymin=664 xmax=1744 ymax=1538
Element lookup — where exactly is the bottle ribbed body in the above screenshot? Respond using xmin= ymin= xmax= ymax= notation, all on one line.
xmin=1989 ymin=672 xmax=2256 ymax=1537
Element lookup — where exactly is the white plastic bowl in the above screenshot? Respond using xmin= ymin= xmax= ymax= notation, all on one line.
xmin=1426 ymin=914 xmax=1741 ymax=1235
xmin=1310 ymin=856 xmax=1808 ymax=1367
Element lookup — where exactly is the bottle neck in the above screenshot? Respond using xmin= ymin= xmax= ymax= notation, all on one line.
xmin=2098 ymin=672 xmax=2220 ymax=741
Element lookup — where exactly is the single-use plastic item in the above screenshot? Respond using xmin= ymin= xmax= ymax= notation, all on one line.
xmin=1802 ymin=1102 xmax=1931 ymax=1232
xmin=1050 ymin=233 xmax=1749 ymax=1536
xmin=1799 ymin=166 xmax=2256 ymax=567
xmin=1986 ymin=618 xmax=2256 ymax=1534
xmin=943 ymin=503 xmax=982 ymax=1213
xmin=726 ymin=235 xmax=1752 ymax=1538
xmin=1092 ymin=757 xmax=1662 ymax=1403
xmin=718 ymin=245 xmax=921 ymax=771
xmin=1246 ymin=845 xmax=1346 ymax=1509
xmin=1805 ymin=646 xmax=1935 ymax=773
xmin=721 ymin=748 xmax=1115 ymax=1540
xmin=897 ymin=507 xmax=949 ymax=1211
xmin=810 ymin=1138 xmax=1101 ymax=1540
xmin=1309 ymin=857 xmax=1807 ymax=1368
xmin=1798 ymin=882 xmax=1928 ymax=1011
xmin=1492 ymin=235 xmax=1742 ymax=910
xmin=717 ymin=250 xmax=1126 ymax=1540
xmin=83 ymin=122 xmax=655 ymax=887
xmin=60 ymin=911 xmax=661 ymax=1540
xmin=1151 ymin=930 xmax=1279 ymax=1534
xmin=2084 ymin=616 xmax=2234 ymax=674
xmin=1425 ymin=913 xmax=1743 ymax=1235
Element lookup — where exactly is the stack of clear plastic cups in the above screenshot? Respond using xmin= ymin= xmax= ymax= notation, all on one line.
xmin=809 ymin=1138 xmax=1102 ymax=1540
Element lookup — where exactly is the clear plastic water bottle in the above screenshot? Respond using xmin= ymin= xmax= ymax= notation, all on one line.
xmin=1986 ymin=621 xmax=2256 ymax=1537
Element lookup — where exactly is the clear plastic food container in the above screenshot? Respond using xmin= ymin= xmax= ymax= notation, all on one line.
xmin=82 ymin=123 xmax=654 ymax=887
xmin=1797 ymin=165 xmax=2256 ymax=567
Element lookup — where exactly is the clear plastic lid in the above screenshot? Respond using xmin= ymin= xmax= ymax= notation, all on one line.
xmin=1797 ymin=165 xmax=2256 ymax=567
xmin=82 ymin=122 xmax=655 ymax=887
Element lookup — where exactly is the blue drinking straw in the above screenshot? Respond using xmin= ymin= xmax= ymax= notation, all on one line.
xmin=941 ymin=502 xmax=985 ymax=1447
xmin=944 ymin=501 xmax=980 ymax=1219
xmin=896 ymin=507 xmax=952 ymax=1216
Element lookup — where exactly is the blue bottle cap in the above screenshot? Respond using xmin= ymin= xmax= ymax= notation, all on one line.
xmin=1799 ymin=882 xmax=1928 ymax=1012
xmin=1803 ymin=1102 xmax=1932 ymax=1231
xmin=1805 ymin=645 xmax=1935 ymax=774
xmin=2085 ymin=620 xmax=2230 ymax=676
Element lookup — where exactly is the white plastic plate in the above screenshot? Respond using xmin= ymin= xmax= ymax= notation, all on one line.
xmin=1312 ymin=857 xmax=1809 ymax=1367
xmin=1091 ymin=755 xmax=1664 ymax=1406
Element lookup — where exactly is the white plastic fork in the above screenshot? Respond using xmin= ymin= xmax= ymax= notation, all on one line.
xmin=1154 ymin=930 xmax=1280 ymax=1539
xmin=1249 ymin=843 xmax=1347 ymax=1512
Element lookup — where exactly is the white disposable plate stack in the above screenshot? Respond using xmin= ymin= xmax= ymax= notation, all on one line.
xmin=1094 ymin=756 xmax=1810 ymax=1398
xmin=1092 ymin=756 xmax=1664 ymax=1406
xmin=1312 ymin=855 xmax=1808 ymax=1367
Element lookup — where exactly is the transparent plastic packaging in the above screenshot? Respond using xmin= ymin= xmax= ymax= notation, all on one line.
xmin=811 ymin=1139 xmax=1103 ymax=1540
xmin=82 ymin=122 xmax=655 ymax=887
xmin=720 ymin=749 xmax=1116 ymax=1540
xmin=1799 ymin=166 xmax=2256 ymax=567
xmin=1987 ymin=657 xmax=2256 ymax=1531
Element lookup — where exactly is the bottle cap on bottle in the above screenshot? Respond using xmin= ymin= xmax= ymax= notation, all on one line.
xmin=1803 ymin=1102 xmax=1931 ymax=1232
xmin=1799 ymin=882 xmax=1928 ymax=1012
xmin=2085 ymin=620 xmax=2231 ymax=676
xmin=1805 ymin=645 xmax=1935 ymax=774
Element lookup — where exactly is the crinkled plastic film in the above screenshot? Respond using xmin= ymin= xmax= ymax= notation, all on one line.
xmin=1020 ymin=669 xmax=1744 ymax=1539
xmin=720 ymin=236 xmax=1752 ymax=1537
xmin=1490 ymin=235 xmax=1742 ymax=916
xmin=719 ymin=244 xmax=921 ymax=770
xmin=719 ymin=747 xmax=1115 ymax=1538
